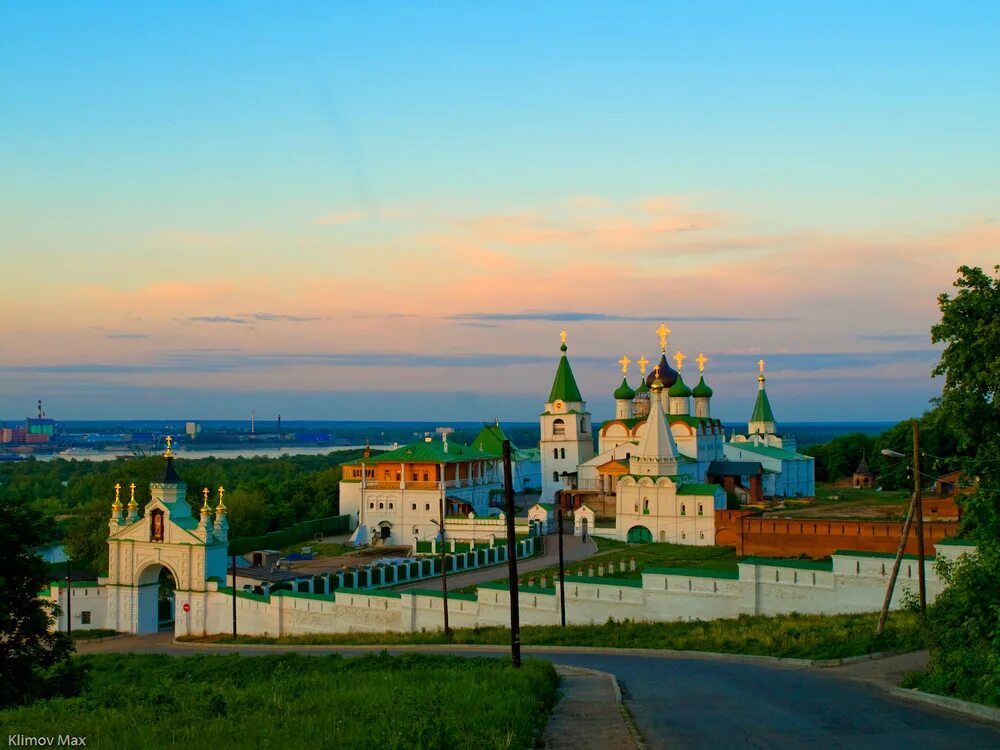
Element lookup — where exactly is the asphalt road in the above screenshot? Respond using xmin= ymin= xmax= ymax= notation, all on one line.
xmin=81 ymin=634 xmax=1000 ymax=749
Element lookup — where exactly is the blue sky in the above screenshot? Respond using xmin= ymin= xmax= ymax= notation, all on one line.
xmin=1 ymin=3 xmax=997 ymax=421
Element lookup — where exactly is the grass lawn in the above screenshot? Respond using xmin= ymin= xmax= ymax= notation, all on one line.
xmin=454 ymin=537 xmax=737 ymax=594
xmin=0 ymin=653 xmax=559 ymax=750
xmin=765 ymin=484 xmax=910 ymax=519
xmin=215 ymin=611 xmax=923 ymax=660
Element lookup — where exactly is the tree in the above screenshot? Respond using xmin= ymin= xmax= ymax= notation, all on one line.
xmin=930 ymin=264 xmax=1000 ymax=540
xmin=0 ymin=498 xmax=83 ymax=708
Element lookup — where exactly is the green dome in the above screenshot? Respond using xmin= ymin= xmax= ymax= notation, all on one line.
xmin=613 ymin=377 xmax=636 ymax=400
xmin=635 ymin=378 xmax=650 ymax=395
xmin=692 ymin=375 xmax=714 ymax=398
xmin=668 ymin=371 xmax=692 ymax=397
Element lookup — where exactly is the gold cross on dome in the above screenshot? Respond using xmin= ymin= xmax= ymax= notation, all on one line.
xmin=129 ymin=483 xmax=136 ymax=502
xmin=654 ymin=364 xmax=661 ymax=379
xmin=164 ymin=435 xmax=173 ymax=457
xmin=758 ymin=358 xmax=766 ymax=374
xmin=114 ymin=483 xmax=121 ymax=501
xmin=618 ymin=354 xmax=630 ymax=375
xmin=656 ymin=323 xmax=670 ymax=353
xmin=559 ymin=330 xmax=567 ymax=345
xmin=203 ymin=487 xmax=210 ymax=502
xmin=696 ymin=353 xmax=708 ymax=373
xmin=674 ymin=351 xmax=686 ymax=371
xmin=218 ymin=486 xmax=225 ymax=502
xmin=637 ymin=355 xmax=648 ymax=375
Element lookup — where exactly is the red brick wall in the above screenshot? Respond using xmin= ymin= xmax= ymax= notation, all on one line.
xmin=714 ymin=509 xmax=959 ymax=558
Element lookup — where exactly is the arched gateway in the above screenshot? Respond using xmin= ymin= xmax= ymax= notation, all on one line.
xmin=105 ymin=440 xmax=229 ymax=635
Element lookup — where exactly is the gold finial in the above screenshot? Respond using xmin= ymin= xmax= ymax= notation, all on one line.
xmin=164 ymin=435 xmax=174 ymax=458
xmin=618 ymin=354 xmax=630 ymax=376
xmin=217 ymin=485 xmax=227 ymax=511
xmin=114 ymin=483 xmax=121 ymax=502
xmin=696 ymin=353 xmax=708 ymax=373
xmin=128 ymin=482 xmax=137 ymax=510
xmin=559 ymin=330 xmax=567 ymax=345
xmin=113 ymin=483 xmax=122 ymax=511
xmin=203 ymin=487 xmax=210 ymax=502
xmin=674 ymin=351 xmax=686 ymax=371
xmin=201 ymin=487 xmax=211 ymax=513
xmin=637 ymin=355 xmax=648 ymax=375
xmin=654 ymin=364 xmax=661 ymax=379
xmin=758 ymin=358 xmax=766 ymax=383
xmin=656 ymin=323 xmax=670 ymax=353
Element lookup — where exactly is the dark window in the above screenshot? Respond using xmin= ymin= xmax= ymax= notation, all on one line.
xmin=553 ymin=471 xmax=559 ymax=482
xmin=553 ymin=448 xmax=558 ymax=459
xmin=560 ymin=448 xmax=565 ymax=459
xmin=81 ymin=611 xmax=92 ymax=625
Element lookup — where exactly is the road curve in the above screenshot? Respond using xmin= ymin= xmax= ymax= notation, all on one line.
xmin=79 ymin=634 xmax=1000 ymax=749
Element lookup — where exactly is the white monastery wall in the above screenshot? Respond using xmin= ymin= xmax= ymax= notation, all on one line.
xmin=168 ymin=542 xmax=972 ymax=638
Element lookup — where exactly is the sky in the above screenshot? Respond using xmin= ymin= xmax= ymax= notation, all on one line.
xmin=1 ymin=2 xmax=998 ymax=424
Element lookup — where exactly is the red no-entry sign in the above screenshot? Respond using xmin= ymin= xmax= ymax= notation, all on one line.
xmin=182 ymin=602 xmax=190 ymax=613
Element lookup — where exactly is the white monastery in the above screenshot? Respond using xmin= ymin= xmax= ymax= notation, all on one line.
xmin=541 ymin=326 xmax=815 ymax=543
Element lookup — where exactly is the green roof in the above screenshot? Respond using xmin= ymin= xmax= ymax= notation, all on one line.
xmin=668 ymin=371 xmax=692 ymax=397
xmin=635 ymin=378 xmax=650 ymax=394
xmin=645 ymin=567 xmax=739 ymax=580
xmin=692 ymin=375 xmax=713 ymax=398
xmin=727 ymin=442 xmax=810 ymax=461
xmin=833 ymin=549 xmax=935 ymax=561
xmin=601 ymin=414 xmax=722 ymax=431
xmin=741 ymin=556 xmax=833 ymax=571
xmin=676 ymin=483 xmax=724 ymax=496
xmin=750 ymin=385 xmax=775 ymax=424
xmin=347 ymin=439 xmax=499 ymax=465
xmin=548 ymin=348 xmax=583 ymax=403
xmin=472 ymin=423 xmax=526 ymax=458
xmin=614 ymin=376 xmax=636 ymax=400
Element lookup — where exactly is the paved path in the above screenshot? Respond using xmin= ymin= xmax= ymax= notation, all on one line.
xmin=79 ymin=636 xmax=1000 ymax=749
xmin=548 ymin=666 xmax=638 ymax=749
xmin=395 ymin=531 xmax=598 ymax=592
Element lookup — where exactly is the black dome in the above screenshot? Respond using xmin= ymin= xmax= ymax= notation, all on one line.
xmin=645 ymin=353 xmax=678 ymax=387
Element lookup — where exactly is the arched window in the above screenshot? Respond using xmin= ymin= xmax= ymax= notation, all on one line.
xmin=425 ymin=503 xmax=431 ymax=511
xmin=580 ymin=417 xmax=587 ymax=433
xmin=680 ymin=503 xmax=686 ymax=516
xmin=378 ymin=502 xmax=384 ymax=510
xmin=698 ymin=504 xmax=703 ymax=516
xmin=388 ymin=503 xmax=394 ymax=510
xmin=643 ymin=498 xmax=650 ymax=514
xmin=552 ymin=418 xmax=565 ymax=436
xmin=411 ymin=503 xmax=417 ymax=510
xmin=553 ymin=471 xmax=559 ymax=482
xmin=369 ymin=502 xmax=374 ymax=509
xmin=553 ymin=448 xmax=559 ymax=459
xmin=560 ymin=448 xmax=565 ymax=459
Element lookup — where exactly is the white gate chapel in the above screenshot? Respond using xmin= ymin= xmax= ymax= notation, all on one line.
xmin=105 ymin=439 xmax=228 ymax=634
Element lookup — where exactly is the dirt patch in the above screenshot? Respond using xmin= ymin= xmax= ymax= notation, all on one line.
xmin=286 ymin=545 xmax=413 ymax=575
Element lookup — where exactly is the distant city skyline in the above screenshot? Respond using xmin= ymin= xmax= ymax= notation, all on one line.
xmin=2 ymin=4 xmax=997 ymax=421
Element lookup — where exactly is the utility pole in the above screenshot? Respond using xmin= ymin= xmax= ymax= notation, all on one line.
xmin=438 ymin=486 xmax=451 ymax=638
xmin=876 ymin=486 xmax=919 ymax=636
xmin=503 ymin=440 xmax=521 ymax=667
xmin=913 ymin=420 xmax=927 ymax=615
xmin=231 ymin=552 xmax=238 ymax=639
xmin=556 ymin=490 xmax=566 ymax=627
xmin=65 ymin=559 xmax=72 ymax=638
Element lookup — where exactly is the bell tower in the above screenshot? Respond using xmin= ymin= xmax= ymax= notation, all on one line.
xmin=540 ymin=331 xmax=594 ymax=502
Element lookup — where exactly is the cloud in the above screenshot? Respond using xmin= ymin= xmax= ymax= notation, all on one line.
xmin=187 ymin=316 xmax=249 ymax=325
xmin=449 ymin=311 xmax=796 ymax=323
xmin=858 ymin=333 xmax=932 ymax=344
xmin=104 ymin=333 xmax=149 ymax=340
xmin=251 ymin=312 xmax=321 ymax=322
